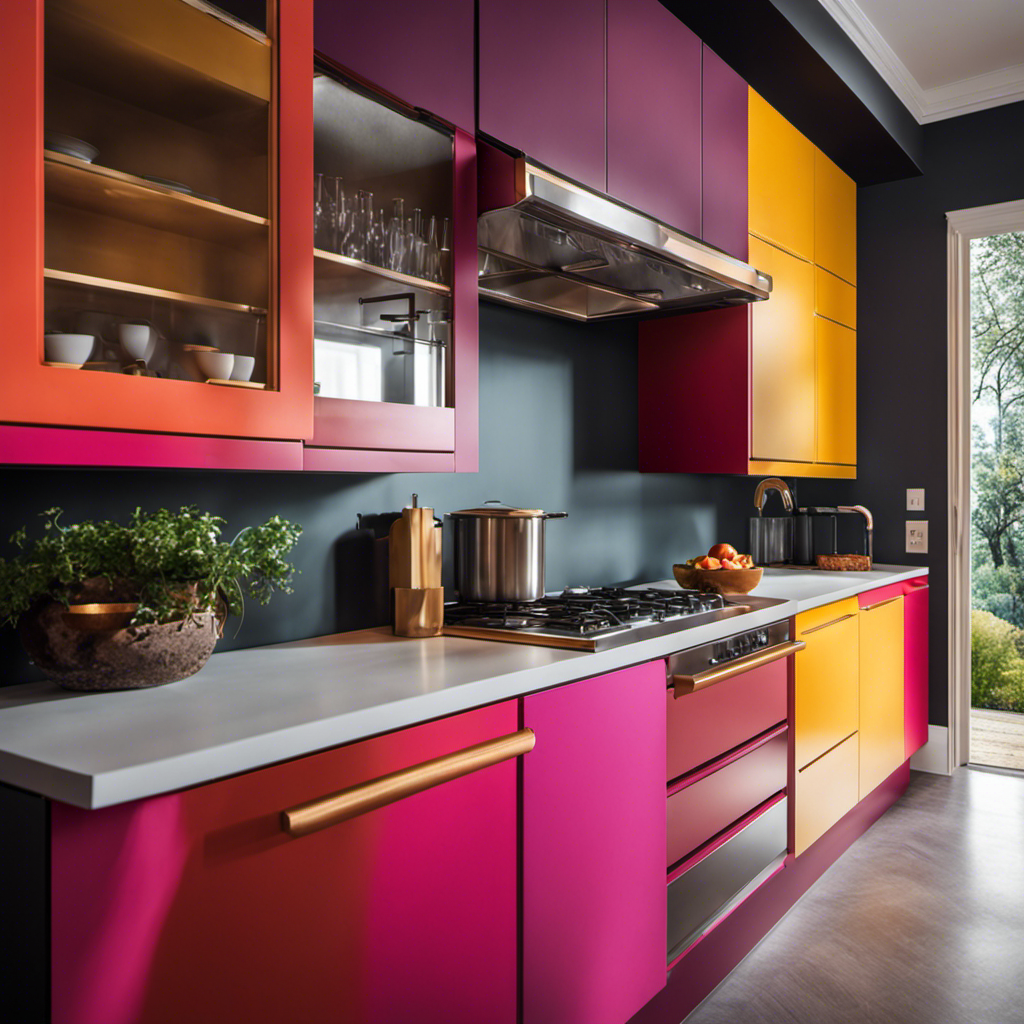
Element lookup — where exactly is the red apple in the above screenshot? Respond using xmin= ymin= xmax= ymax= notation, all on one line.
xmin=708 ymin=542 xmax=738 ymax=561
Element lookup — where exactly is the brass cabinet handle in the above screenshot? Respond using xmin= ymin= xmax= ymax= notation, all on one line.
xmin=671 ymin=640 xmax=806 ymax=697
xmin=799 ymin=612 xmax=857 ymax=636
xmin=281 ymin=728 xmax=536 ymax=838
xmin=860 ymin=595 xmax=903 ymax=613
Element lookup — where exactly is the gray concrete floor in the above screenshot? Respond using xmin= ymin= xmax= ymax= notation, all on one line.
xmin=971 ymin=707 xmax=1024 ymax=771
xmin=686 ymin=768 xmax=1024 ymax=1024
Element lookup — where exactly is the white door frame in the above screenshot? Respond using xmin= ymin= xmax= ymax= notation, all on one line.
xmin=947 ymin=199 xmax=1024 ymax=769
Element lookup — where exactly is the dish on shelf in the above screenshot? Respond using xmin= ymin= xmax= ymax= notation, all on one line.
xmin=191 ymin=192 xmax=221 ymax=205
xmin=195 ymin=350 xmax=234 ymax=379
xmin=44 ymin=132 xmax=98 ymax=163
xmin=182 ymin=344 xmax=220 ymax=352
xmin=44 ymin=332 xmax=95 ymax=364
xmin=230 ymin=355 xmax=255 ymax=381
xmin=141 ymin=175 xmax=193 ymax=195
xmin=206 ymin=378 xmax=266 ymax=389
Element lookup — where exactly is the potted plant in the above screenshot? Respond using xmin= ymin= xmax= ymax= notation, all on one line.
xmin=0 ymin=507 xmax=302 ymax=691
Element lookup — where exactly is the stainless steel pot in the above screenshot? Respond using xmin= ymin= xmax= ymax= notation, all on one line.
xmin=448 ymin=500 xmax=568 ymax=602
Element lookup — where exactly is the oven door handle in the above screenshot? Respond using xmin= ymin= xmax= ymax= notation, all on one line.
xmin=671 ymin=640 xmax=806 ymax=697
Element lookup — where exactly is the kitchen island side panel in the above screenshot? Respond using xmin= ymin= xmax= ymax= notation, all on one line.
xmin=522 ymin=661 xmax=667 ymax=1024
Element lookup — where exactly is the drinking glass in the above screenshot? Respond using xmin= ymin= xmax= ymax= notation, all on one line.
xmin=388 ymin=198 xmax=406 ymax=272
xmin=423 ymin=215 xmax=441 ymax=283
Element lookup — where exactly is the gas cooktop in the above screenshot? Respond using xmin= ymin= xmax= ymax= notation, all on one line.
xmin=442 ymin=586 xmax=789 ymax=651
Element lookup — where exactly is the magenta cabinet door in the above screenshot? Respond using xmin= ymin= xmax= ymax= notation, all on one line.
xmin=314 ymin=0 xmax=475 ymax=131
xmin=607 ymin=0 xmax=701 ymax=235
xmin=522 ymin=662 xmax=667 ymax=1024
xmin=478 ymin=0 xmax=606 ymax=192
xmin=903 ymin=578 xmax=930 ymax=757
xmin=702 ymin=43 xmax=748 ymax=259
xmin=51 ymin=702 xmax=519 ymax=1024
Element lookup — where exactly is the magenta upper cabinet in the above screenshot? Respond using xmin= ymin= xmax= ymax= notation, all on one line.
xmin=607 ymin=0 xmax=701 ymax=236
xmin=521 ymin=661 xmax=667 ymax=1024
xmin=702 ymin=43 xmax=748 ymax=260
xmin=478 ymin=0 xmax=606 ymax=193
xmin=51 ymin=702 xmax=519 ymax=1024
xmin=903 ymin=577 xmax=930 ymax=758
xmin=314 ymin=0 xmax=475 ymax=130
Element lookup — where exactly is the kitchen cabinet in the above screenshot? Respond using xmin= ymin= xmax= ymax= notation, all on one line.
xmin=858 ymin=590 xmax=905 ymax=798
xmin=0 ymin=0 xmax=313 ymax=466
xmin=521 ymin=661 xmax=666 ymax=1024
xmin=314 ymin=0 xmax=475 ymax=132
xmin=304 ymin=63 xmax=478 ymax=472
xmin=815 ymin=315 xmax=857 ymax=465
xmin=815 ymin=265 xmax=857 ymax=329
xmin=51 ymin=701 xmax=522 ymax=1024
xmin=478 ymin=0 xmax=606 ymax=193
xmin=702 ymin=43 xmax=748 ymax=260
xmin=815 ymin=147 xmax=857 ymax=285
xmin=748 ymin=88 xmax=814 ymax=260
xmin=606 ymin=0 xmax=701 ymax=236
xmin=904 ymin=577 xmax=930 ymax=757
xmin=792 ymin=597 xmax=860 ymax=856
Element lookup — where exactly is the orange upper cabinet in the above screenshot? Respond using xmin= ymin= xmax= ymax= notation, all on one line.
xmin=815 ymin=317 xmax=857 ymax=466
xmin=748 ymin=89 xmax=814 ymax=261
xmin=858 ymin=593 xmax=905 ymax=798
xmin=814 ymin=148 xmax=857 ymax=285
xmin=749 ymin=235 xmax=815 ymax=464
xmin=814 ymin=265 xmax=856 ymax=329
xmin=0 ymin=0 xmax=313 ymax=445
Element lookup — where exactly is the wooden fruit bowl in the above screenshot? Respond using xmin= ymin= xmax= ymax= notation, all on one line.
xmin=673 ymin=564 xmax=763 ymax=595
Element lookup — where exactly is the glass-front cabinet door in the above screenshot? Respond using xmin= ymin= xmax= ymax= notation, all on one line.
xmin=304 ymin=58 xmax=477 ymax=472
xmin=1 ymin=0 xmax=312 ymax=449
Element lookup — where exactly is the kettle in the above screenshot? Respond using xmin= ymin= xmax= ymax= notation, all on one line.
xmin=388 ymin=494 xmax=443 ymax=637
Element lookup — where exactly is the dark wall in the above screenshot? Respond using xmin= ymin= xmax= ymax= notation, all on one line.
xmin=1 ymin=302 xmax=822 ymax=686
xmin=857 ymin=99 xmax=1024 ymax=726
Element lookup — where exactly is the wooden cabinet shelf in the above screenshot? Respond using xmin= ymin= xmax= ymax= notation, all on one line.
xmin=46 ymin=0 xmax=271 ymax=128
xmin=45 ymin=151 xmax=269 ymax=249
xmin=313 ymin=249 xmax=451 ymax=297
xmin=44 ymin=268 xmax=267 ymax=316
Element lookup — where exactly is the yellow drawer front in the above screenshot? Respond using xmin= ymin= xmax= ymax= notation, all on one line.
xmin=750 ymin=235 xmax=816 ymax=463
xmin=815 ymin=265 xmax=856 ymax=329
xmin=815 ymin=316 xmax=857 ymax=466
xmin=748 ymin=88 xmax=814 ymax=261
xmin=859 ymin=594 xmax=906 ymax=798
xmin=794 ymin=598 xmax=860 ymax=770
xmin=814 ymin=148 xmax=857 ymax=284
xmin=794 ymin=731 xmax=859 ymax=856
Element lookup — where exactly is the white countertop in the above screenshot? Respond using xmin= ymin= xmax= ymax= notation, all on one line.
xmin=0 ymin=563 xmax=926 ymax=809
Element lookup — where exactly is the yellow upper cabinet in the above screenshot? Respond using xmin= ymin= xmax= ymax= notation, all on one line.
xmin=815 ymin=317 xmax=857 ymax=466
xmin=749 ymin=235 xmax=815 ymax=464
xmin=748 ymin=88 xmax=815 ymax=261
xmin=814 ymin=148 xmax=857 ymax=284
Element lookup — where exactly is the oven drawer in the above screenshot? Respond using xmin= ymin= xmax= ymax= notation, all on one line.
xmin=666 ymin=656 xmax=787 ymax=781
xmin=667 ymin=725 xmax=787 ymax=868
xmin=667 ymin=795 xmax=788 ymax=965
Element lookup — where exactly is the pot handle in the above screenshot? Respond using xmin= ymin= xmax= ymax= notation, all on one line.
xmin=542 ymin=512 xmax=568 ymax=520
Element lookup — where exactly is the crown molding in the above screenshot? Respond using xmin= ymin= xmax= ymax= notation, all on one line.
xmin=818 ymin=0 xmax=1024 ymax=123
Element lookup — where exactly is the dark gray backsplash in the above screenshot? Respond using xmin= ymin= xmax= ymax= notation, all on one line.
xmin=0 ymin=301 xmax=847 ymax=685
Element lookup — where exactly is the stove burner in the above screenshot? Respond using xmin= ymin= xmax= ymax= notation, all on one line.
xmin=562 ymin=585 xmax=592 ymax=597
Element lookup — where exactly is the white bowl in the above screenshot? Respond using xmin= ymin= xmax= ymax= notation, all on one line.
xmin=195 ymin=350 xmax=235 ymax=380
xmin=230 ymin=355 xmax=256 ymax=381
xmin=118 ymin=323 xmax=155 ymax=362
xmin=45 ymin=333 xmax=95 ymax=364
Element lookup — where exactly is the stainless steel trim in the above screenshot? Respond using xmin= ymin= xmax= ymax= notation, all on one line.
xmin=671 ymin=640 xmax=805 ymax=697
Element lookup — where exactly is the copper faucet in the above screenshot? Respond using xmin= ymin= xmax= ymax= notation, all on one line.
xmin=753 ymin=478 xmax=795 ymax=515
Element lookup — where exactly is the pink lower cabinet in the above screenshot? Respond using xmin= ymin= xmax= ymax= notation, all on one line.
xmin=904 ymin=576 xmax=930 ymax=757
xmin=521 ymin=662 xmax=667 ymax=1024
xmin=51 ymin=702 xmax=523 ymax=1024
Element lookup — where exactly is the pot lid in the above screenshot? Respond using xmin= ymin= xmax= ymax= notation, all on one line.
xmin=449 ymin=499 xmax=546 ymax=518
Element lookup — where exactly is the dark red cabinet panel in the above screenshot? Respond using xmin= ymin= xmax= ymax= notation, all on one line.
xmin=701 ymin=43 xmax=748 ymax=259
xmin=903 ymin=577 xmax=930 ymax=758
xmin=314 ymin=0 xmax=475 ymax=130
xmin=607 ymin=0 xmax=701 ymax=235
xmin=478 ymin=0 xmax=606 ymax=192
xmin=521 ymin=662 xmax=667 ymax=1024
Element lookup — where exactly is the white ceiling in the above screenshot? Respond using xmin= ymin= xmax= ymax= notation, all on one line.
xmin=818 ymin=0 xmax=1024 ymax=122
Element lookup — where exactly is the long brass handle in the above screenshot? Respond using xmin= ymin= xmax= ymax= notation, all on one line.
xmin=799 ymin=612 xmax=857 ymax=636
xmin=672 ymin=640 xmax=806 ymax=697
xmin=281 ymin=728 xmax=536 ymax=838
xmin=861 ymin=595 xmax=903 ymax=613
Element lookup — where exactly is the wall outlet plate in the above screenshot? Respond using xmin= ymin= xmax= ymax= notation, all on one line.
xmin=906 ymin=520 xmax=928 ymax=554
xmin=907 ymin=488 xmax=925 ymax=511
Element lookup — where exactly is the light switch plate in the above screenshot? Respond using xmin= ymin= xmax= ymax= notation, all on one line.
xmin=907 ymin=488 xmax=925 ymax=511
xmin=906 ymin=520 xmax=928 ymax=554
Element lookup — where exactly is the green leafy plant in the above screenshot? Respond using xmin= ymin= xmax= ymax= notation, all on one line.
xmin=0 ymin=507 xmax=302 ymax=628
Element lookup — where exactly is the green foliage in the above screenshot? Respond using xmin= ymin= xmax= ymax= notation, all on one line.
xmin=971 ymin=609 xmax=1024 ymax=713
xmin=0 ymin=507 xmax=302 ymax=628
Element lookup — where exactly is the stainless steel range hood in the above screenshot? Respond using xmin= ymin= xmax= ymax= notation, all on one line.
xmin=477 ymin=150 xmax=771 ymax=321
